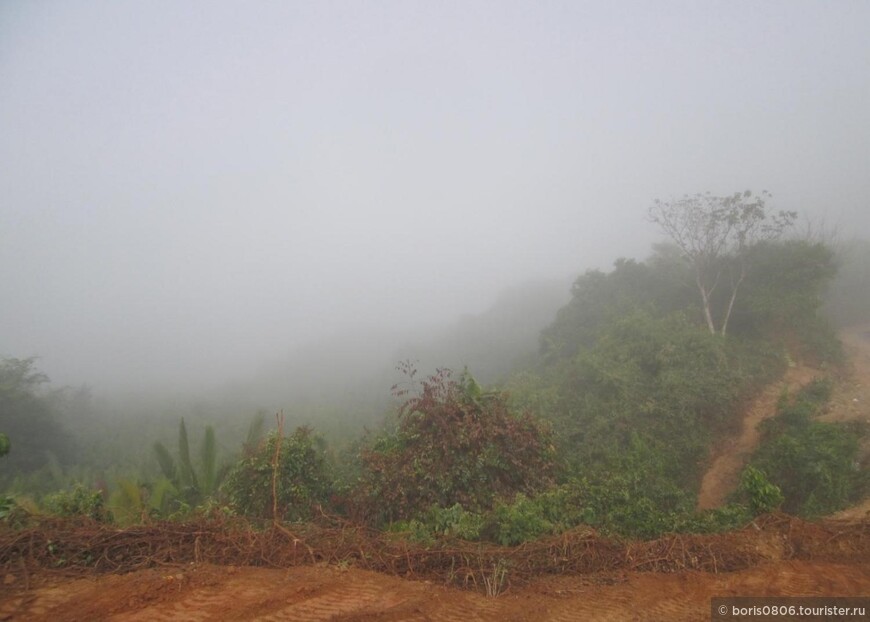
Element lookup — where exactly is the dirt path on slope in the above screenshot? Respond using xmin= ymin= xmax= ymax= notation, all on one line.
xmin=825 ymin=322 xmax=870 ymax=520
xmin=698 ymin=322 xmax=870 ymax=511
xmin=696 ymin=365 xmax=820 ymax=510
xmin=2 ymin=560 xmax=869 ymax=622
xmin=821 ymin=322 xmax=870 ymax=427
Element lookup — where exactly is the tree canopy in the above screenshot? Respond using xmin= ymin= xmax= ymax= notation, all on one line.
xmin=0 ymin=358 xmax=73 ymax=475
xmin=649 ymin=191 xmax=797 ymax=335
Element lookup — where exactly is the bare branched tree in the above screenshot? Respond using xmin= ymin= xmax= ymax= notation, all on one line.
xmin=649 ymin=191 xmax=796 ymax=336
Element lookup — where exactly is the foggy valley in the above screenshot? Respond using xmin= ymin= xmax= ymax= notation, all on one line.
xmin=1 ymin=2 xmax=870 ymax=618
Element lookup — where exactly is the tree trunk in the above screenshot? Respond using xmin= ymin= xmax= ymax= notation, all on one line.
xmin=698 ymin=283 xmax=716 ymax=335
xmin=720 ymin=263 xmax=747 ymax=337
xmin=696 ymin=272 xmax=717 ymax=334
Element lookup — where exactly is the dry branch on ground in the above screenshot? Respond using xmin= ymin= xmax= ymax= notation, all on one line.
xmin=1 ymin=513 xmax=867 ymax=595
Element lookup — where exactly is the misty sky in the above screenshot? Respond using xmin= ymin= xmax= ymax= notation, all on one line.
xmin=1 ymin=1 xmax=868 ymax=392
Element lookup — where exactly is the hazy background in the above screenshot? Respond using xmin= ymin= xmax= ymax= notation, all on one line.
xmin=1 ymin=1 xmax=868 ymax=395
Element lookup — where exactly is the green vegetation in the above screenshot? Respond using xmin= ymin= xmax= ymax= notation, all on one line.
xmin=826 ymin=238 xmax=870 ymax=327
xmin=223 ymin=427 xmax=331 ymax=521
xmin=748 ymin=380 xmax=868 ymax=517
xmin=153 ymin=418 xmax=226 ymax=508
xmin=737 ymin=241 xmax=841 ymax=363
xmin=356 ymin=366 xmax=556 ymax=525
xmin=44 ymin=485 xmax=108 ymax=522
xmin=738 ymin=466 xmax=784 ymax=515
xmin=536 ymin=311 xmax=782 ymax=483
xmin=107 ymin=477 xmax=179 ymax=525
xmin=493 ymin=228 xmax=848 ymax=539
xmin=648 ymin=191 xmax=796 ymax=336
xmin=2 ymin=209 xmax=866 ymax=548
xmin=0 ymin=358 xmax=73 ymax=476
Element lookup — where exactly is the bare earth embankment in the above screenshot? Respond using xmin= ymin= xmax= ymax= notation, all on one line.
xmin=2 ymin=557 xmax=870 ymax=622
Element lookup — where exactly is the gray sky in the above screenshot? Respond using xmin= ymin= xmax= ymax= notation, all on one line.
xmin=1 ymin=1 xmax=868 ymax=391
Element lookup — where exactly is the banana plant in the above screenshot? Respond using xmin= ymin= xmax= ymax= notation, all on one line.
xmin=153 ymin=418 xmax=224 ymax=507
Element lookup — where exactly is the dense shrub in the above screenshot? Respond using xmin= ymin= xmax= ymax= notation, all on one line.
xmin=389 ymin=503 xmax=486 ymax=544
xmin=385 ymin=475 xmax=759 ymax=545
xmin=539 ymin=255 xmax=694 ymax=360
xmin=738 ymin=466 xmax=784 ymax=515
xmin=223 ymin=427 xmax=331 ymax=521
xmin=43 ymin=485 xmax=108 ymax=522
xmin=750 ymin=381 xmax=867 ymax=517
xmin=540 ymin=311 xmax=783 ymax=491
xmin=485 ymin=494 xmax=556 ymax=545
xmin=733 ymin=241 xmax=841 ymax=363
xmin=357 ymin=368 xmax=556 ymax=524
xmin=493 ymin=242 xmax=846 ymax=541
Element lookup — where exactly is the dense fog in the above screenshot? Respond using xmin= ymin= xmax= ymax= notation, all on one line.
xmin=1 ymin=1 xmax=868 ymax=399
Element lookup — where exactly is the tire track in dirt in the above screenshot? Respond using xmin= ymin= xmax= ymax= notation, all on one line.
xmin=6 ymin=560 xmax=869 ymax=622
xmin=244 ymin=568 xmax=500 ymax=622
xmin=95 ymin=566 xmax=492 ymax=622
xmin=513 ymin=561 xmax=870 ymax=622
xmin=0 ymin=578 xmax=94 ymax=621
xmin=114 ymin=576 xmax=275 ymax=622
xmin=251 ymin=577 xmax=403 ymax=622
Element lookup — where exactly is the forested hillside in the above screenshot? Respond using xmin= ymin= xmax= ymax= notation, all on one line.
xmin=3 ymin=227 xmax=866 ymax=542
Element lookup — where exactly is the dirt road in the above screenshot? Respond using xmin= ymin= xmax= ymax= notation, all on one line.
xmin=2 ymin=559 xmax=869 ymax=622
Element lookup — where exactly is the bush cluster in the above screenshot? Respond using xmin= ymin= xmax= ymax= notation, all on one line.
xmin=749 ymin=380 xmax=867 ymax=517
xmin=355 ymin=368 xmax=556 ymax=525
xmin=222 ymin=427 xmax=331 ymax=521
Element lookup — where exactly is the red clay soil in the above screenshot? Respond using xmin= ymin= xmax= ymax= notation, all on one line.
xmin=2 ymin=558 xmax=869 ymax=622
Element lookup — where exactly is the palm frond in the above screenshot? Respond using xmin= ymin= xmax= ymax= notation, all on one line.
xmin=153 ymin=441 xmax=177 ymax=482
xmin=178 ymin=418 xmax=198 ymax=490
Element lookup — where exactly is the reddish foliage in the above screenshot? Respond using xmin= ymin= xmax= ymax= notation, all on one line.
xmin=359 ymin=367 xmax=556 ymax=523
